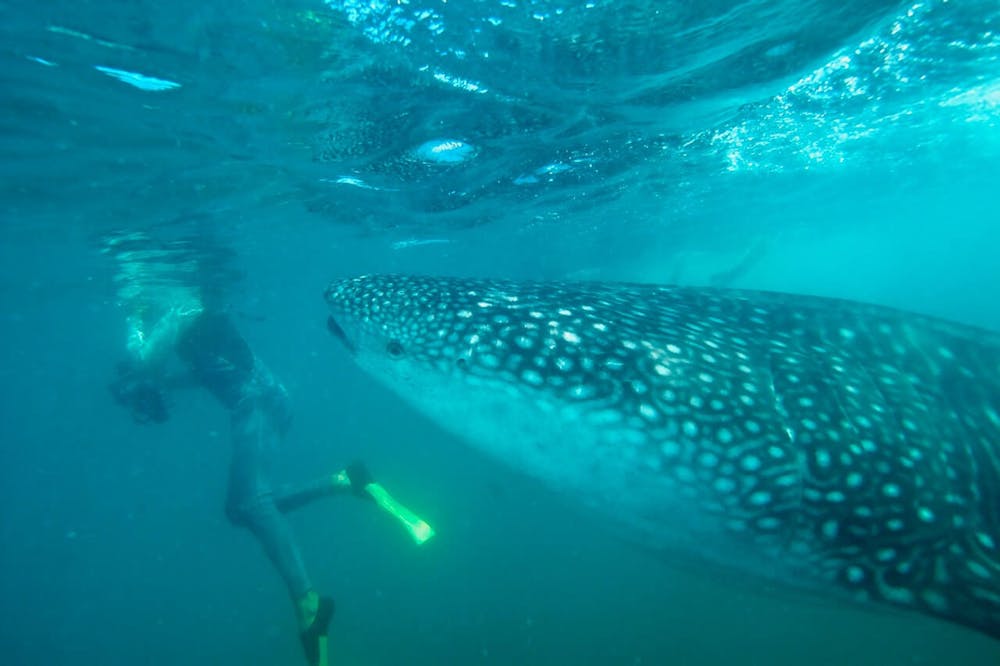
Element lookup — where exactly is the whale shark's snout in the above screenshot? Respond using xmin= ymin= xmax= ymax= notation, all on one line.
xmin=324 ymin=274 xmax=442 ymax=364
xmin=323 ymin=273 xmax=1000 ymax=641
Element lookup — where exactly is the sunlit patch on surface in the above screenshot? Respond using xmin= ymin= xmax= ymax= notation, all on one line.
xmin=320 ymin=176 xmax=388 ymax=191
xmin=94 ymin=66 xmax=180 ymax=91
xmin=412 ymin=139 xmax=478 ymax=164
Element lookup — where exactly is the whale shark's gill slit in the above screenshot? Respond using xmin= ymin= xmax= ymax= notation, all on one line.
xmin=763 ymin=349 xmax=797 ymax=458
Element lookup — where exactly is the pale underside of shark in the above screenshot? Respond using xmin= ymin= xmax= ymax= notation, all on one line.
xmin=324 ymin=274 xmax=1000 ymax=640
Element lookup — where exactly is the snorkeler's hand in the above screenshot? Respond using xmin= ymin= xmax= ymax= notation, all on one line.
xmin=108 ymin=361 xmax=170 ymax=424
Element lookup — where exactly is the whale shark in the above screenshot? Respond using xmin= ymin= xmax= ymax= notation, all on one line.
xmin=324 ymin=274 xmax=1000 ymax=639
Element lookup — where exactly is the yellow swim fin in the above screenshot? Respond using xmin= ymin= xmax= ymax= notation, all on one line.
xmin=299 ymin=596 xmax=334 ymax=666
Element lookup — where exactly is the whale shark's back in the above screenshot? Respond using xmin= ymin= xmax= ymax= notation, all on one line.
xmin=670 ymin=287 xmax=1000 ymax=638
xmin=325 ymin=276 xmax=1000 ymax=639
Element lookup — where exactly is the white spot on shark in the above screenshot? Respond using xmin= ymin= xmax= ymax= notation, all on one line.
xmin=877 ymin=548 xmax=896 ymax=562
xmin=757 ymin=517 xmax=781 ymax=530
xmin=883 ymin=483 xmax=901 ymax=498
xmin=714 ymin=477 xmax=736 ymax=493
xmin=968 ymin=561 xmax=992 ymax=579
xmin=522 ymin=370 xmax=543 ymax=385
xmin=661 ymin=441 xmax=681 ymax=457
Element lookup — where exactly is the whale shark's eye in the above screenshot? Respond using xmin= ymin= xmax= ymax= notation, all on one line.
xmin=386 ymin=340 xmax=405 ymax=359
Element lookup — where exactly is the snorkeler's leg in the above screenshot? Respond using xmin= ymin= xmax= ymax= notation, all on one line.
xmin=273 ymin=462 xmax=377 ymax=513
xmin=271 ymin=476 xmax=350 ymax=514
xmin=225 ymin=398 xmax=314 ymax=605
xmin=224 ymin=388 xmax=335 ymax=665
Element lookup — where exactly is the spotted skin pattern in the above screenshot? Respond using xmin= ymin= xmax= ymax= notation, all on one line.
xmin=325 ymin=274 xmax=1000 ymax=639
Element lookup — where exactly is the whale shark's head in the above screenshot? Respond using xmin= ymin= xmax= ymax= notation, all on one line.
xmin=323 ymin=274 xmax=480 ymax=392
xmin=323 ymin=273 xmax=593 ymax=397
xmin=327 ymin=271 xmax=701 ymax=526
xmin=323 ymin=273 xmax=651 ymax=481
xmin=323 ymin=273 xmax=634 ymax=398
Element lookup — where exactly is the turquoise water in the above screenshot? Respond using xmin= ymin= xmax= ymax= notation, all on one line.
xmin=2 ymin=0 xmax=1000 ymax=664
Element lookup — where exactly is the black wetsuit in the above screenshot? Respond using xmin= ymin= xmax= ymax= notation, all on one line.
xmin=176 ymin=313 xmax=331 ymax=601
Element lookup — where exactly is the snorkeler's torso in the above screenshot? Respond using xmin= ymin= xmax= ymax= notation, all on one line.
xmin=175 ymin=312 xmax=255 ymax=410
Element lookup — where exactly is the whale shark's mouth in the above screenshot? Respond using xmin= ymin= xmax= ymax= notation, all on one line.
xmin=326 ymin=315 xmax=355 ymax=354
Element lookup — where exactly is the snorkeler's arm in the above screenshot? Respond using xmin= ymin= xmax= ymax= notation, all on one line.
xmin=126 ymin=304 xmax=203 ymax=368
xmin=112 ymin=301 xmax=202 ymax=423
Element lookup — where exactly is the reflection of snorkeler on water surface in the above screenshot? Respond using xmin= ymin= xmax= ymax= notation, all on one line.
xmin=107 ymin=275 xmax=432 ymax=665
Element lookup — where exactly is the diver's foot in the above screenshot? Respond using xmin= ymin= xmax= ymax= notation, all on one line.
xmin=297 ymin=590 xmax=320 ymax=631
xmin=299 ymin=594 xmax=335 ymax=666
xmin=331 ymin=470 xmax=351 ymax=491
xmin=345 ymin=461 xmax=375 ymax=498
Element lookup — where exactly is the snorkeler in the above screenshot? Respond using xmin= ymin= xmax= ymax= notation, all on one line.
xmin=108 ymin=297 xmax=375 ymax=666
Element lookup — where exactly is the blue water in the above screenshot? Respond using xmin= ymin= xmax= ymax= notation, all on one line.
xmin=2 ymin=0 xmax=1000 ymax=664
